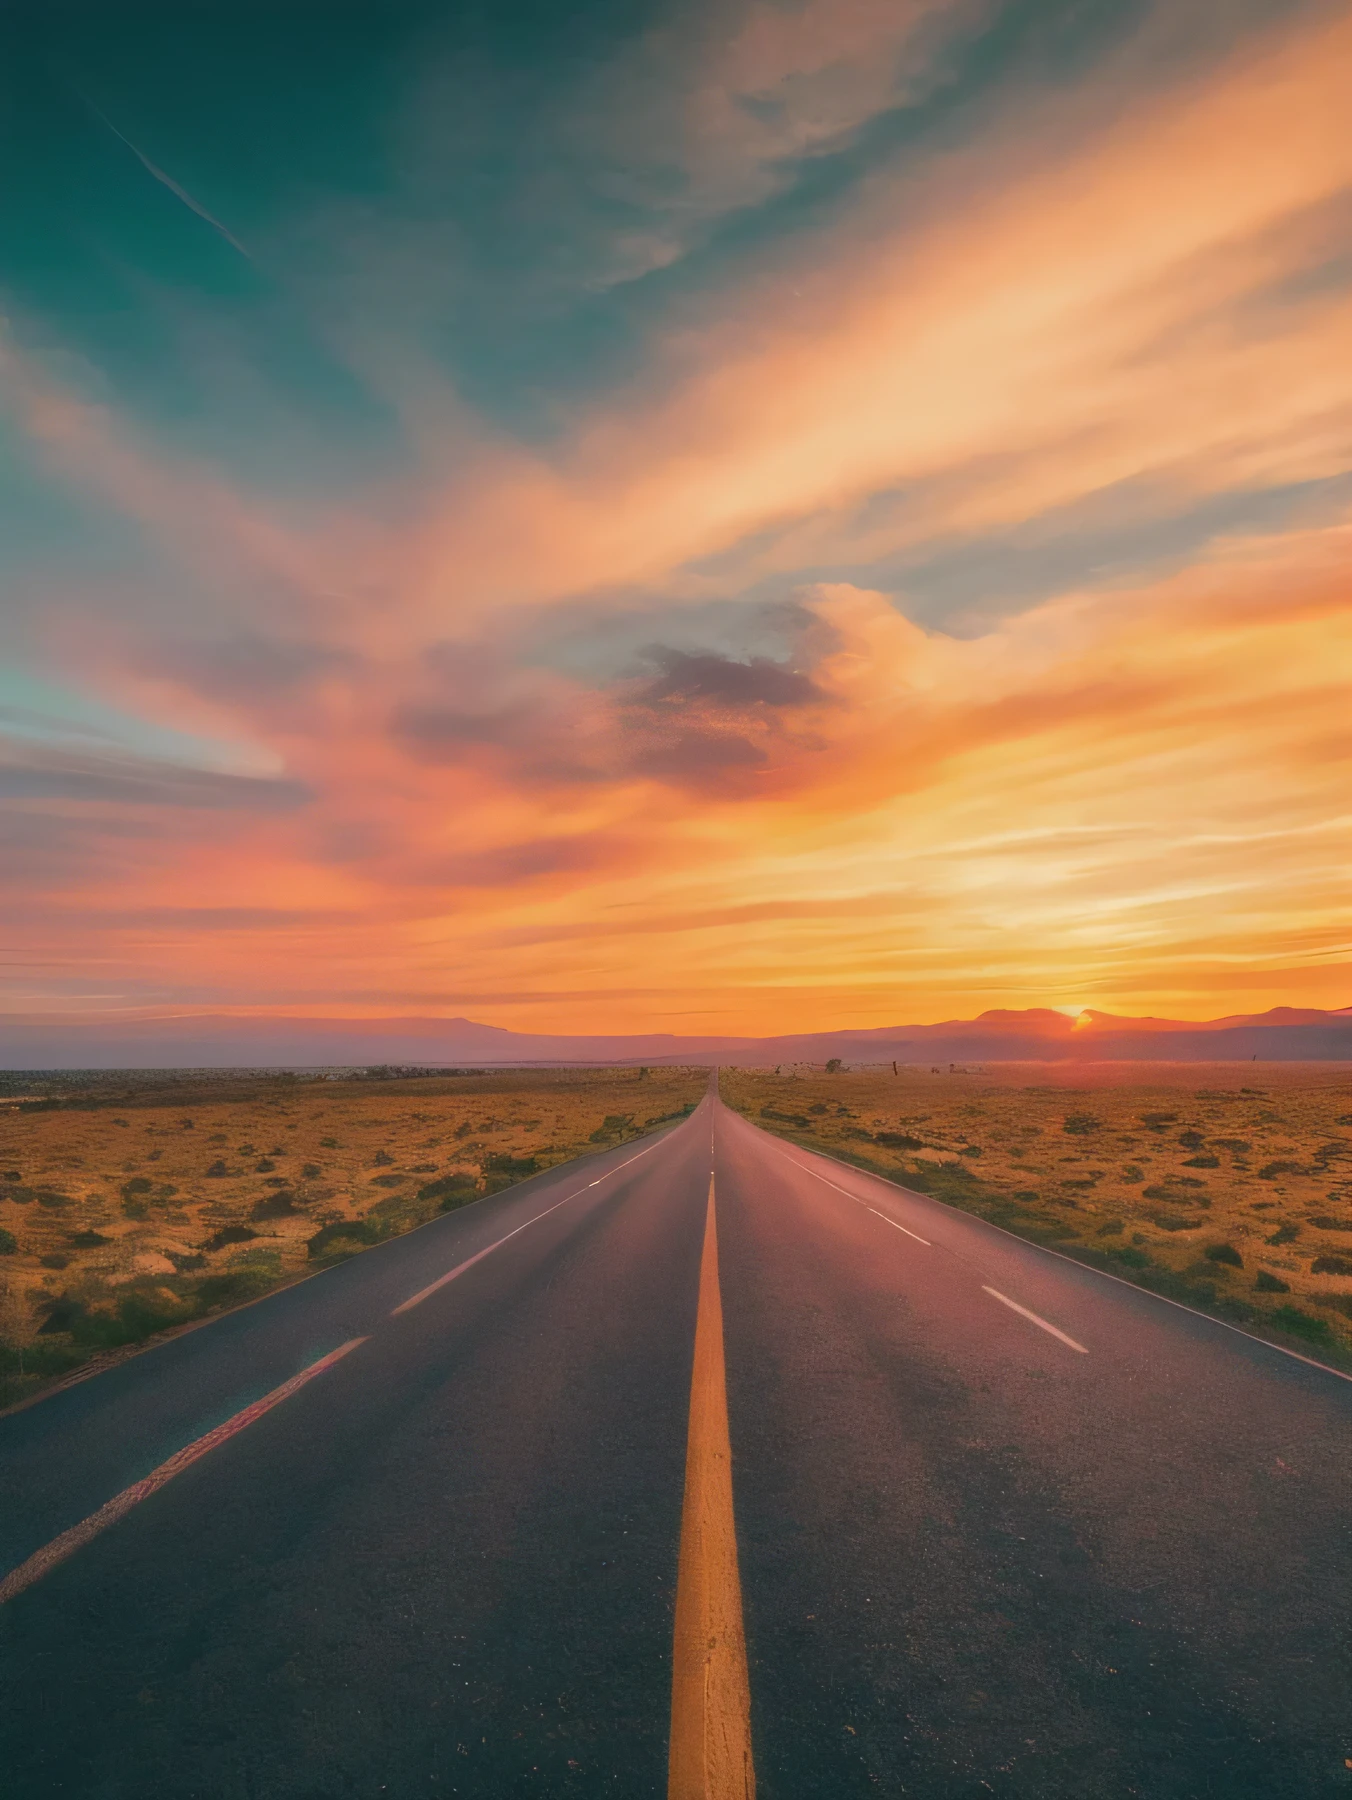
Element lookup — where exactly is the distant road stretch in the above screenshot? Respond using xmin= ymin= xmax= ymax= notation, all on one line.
xmin=1 ymin=1089 xmax=1348 ymax=1797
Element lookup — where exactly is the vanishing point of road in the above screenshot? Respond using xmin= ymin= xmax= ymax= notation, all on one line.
xmin=1 ymin=1082 xmax=1348 ymax=1798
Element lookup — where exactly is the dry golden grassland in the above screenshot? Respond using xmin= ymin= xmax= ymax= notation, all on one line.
xmin=0 ymin=1065 xmax=704 ymax=1408
xmin=720 ymin=1062 xmax=1352 ymax=1364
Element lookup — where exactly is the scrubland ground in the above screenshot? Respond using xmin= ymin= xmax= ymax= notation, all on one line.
xmin=720 ymin=1062 xmax=1352 ymax=1365
xmin=0 ymin=1065 xmax=703 ymax=1409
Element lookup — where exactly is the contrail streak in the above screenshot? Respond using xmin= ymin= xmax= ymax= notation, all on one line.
xmin=84 ymin=98 xmax=251 ymax=260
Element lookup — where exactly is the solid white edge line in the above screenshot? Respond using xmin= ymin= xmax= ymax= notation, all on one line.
xmin=751 ymin=1119 xmax=1352 ymax=1386
xmin=982 ymin=1286 xmax=1088 ymax=1354
xmin=0 ymin=1336 xmax=369 ymax=1605
xmin=390 ymin=1133 xmax=668 ymax=1316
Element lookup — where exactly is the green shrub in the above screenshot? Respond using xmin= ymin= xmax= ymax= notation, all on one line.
xmin=420 ymin=1174 xmax=478 ymax=1214
xmin=1254 ymin=1270 xmax=1289 ymax=1293
xmin=1183 ymin=1154 xmax=1220 ymax=1168
xmin=307 ymin=1219 xmax=381 ymax=1258
xmin=116 ymin=1289 xmax=190 ymax=1339
xmin=1311 ymin=1253 xmax=1352 ymax=1276
xmin=482 ymin=1151 xmax=540 ymax=1176
xmin=874 ymin=1131 xmax=924 ymax=1149
xmin=1309 ymin=1215 xmax=1352 ymax=1232
xmin=1104 ymin=1245 xmax=1153 ymax=1270
xmin=194 ymin=1267 xmax=277 ymax=1306
xmin=1266 ymin=1222 xmax=1300 ymax=1245
xmin=1205 ymin=1243 xmax=1243 ymax=1268
xmin=251 ymin=1190 xmax=300 ymax=1220
xmin=205 ymin=1224 xmax=258 ymax=1251
xmin=40 ymin=1253 xmax=69 ymax=1270
xmin=1270 ymin=1304 xmax=1333 ymax=1346
xmin=1095 ymin=1218 xmax=1125 ymax=1236
xmin=0 ymin=1227 xmax=16 ymax=1255
xmin=67 ymin=1230 xmax=109 ymax=1247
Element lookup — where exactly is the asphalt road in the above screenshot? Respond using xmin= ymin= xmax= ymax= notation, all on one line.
xmin=1 ymin=1090 xmax=1348 ymax=1798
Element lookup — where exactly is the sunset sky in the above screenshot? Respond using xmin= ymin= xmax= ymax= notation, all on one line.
xmin=2 ymin=0 xmax=1349 ymax=1044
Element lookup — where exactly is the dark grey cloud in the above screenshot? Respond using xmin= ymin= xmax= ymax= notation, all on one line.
xmin=637 ymin=648 xmax=821 ymax=709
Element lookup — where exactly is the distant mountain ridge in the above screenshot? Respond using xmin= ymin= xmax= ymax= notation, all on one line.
xmin=3 ymin=1004 xmax=1351 ymax=1069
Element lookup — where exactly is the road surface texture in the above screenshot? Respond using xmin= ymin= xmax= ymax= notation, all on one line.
xmin=1 ymin=1087 xmax=1348 ymax=1798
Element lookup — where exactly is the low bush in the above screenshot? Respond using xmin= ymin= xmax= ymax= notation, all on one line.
xmin=250 ymin=1190 xmax=300 ymax=1220
xmin=1254 ymin=1270 xmax=1289 ymax=1293
xmin=1204 ymin=1242 xmax=1244 ymax=1268
xmin=1308 ymin=1215 xmax=1352 ymax=1232
xmin=587 ymin=1116 xmax=632 ymax=1143
xmin=419 ymin=1172 xmax=479 ymax=1213
xmin=0 ymin=1227 xmax=16 ymax=1254
xmin=1311 ymin=1253 xmax=1352 ymax=1276
xmin=481 ymin=1151 xmax=540 ymax=1176
xmin=1270 ymin=1304 xmax=1333 ymax=1346
xmin=1062 ymin=1114 xmax=1101 ymax=1135
xmin=1266 ymin=1222 xmax=1301 ymax=1245
xmin=1104 ymin=1246 xmax=1152 ymax=1270
xmin=194 ymin=1267 xmax=278 ymax=1306
xmin=307 ymin=1219 xmax=381 ymax=1258
xmin=205 ymin=1224 xmax=258 ymax=1251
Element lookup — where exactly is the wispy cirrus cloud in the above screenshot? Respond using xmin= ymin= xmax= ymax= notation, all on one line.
xmin=81 ymin=96 xmax=252 ymax=260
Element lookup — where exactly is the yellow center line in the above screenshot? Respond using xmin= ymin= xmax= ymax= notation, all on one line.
xmin=669 ymin=1174 xmax=756 ymax=1800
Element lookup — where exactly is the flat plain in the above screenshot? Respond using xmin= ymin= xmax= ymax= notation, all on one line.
xmin=720 ymin=1060 xmax=1352 ymax=1365
xmin=0 ymin=1064 xmax=704 ymax=1408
